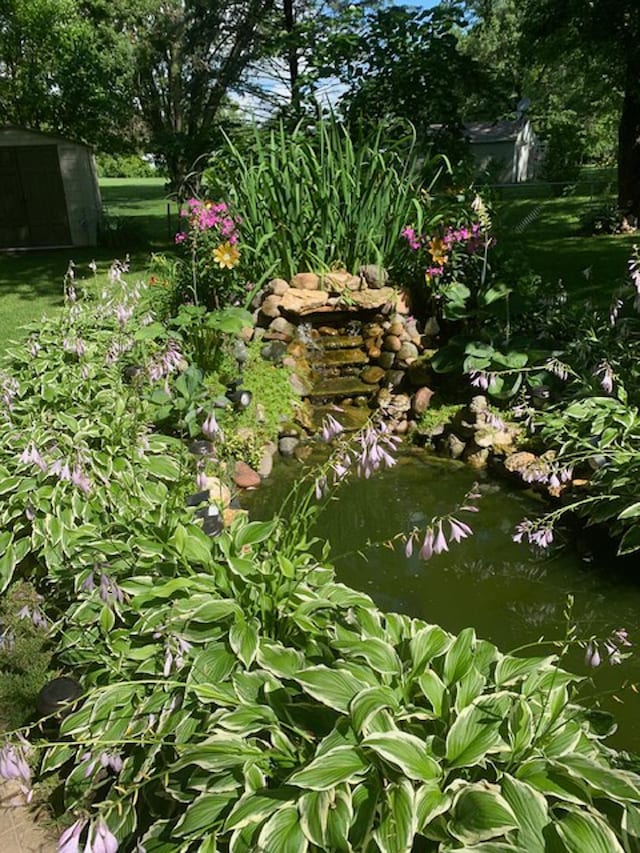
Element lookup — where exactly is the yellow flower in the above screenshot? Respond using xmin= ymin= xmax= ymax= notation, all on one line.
xmin=428 ymin=237 xmax=448 ymax=267
xmin=213 ymin=242 xmax=240 ymax=269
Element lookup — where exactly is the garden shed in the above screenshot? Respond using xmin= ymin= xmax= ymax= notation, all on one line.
xmin=464 ymin=117 xmax=540 ymax=183
xmin=0 ymin=126 xmax=101 ymax=249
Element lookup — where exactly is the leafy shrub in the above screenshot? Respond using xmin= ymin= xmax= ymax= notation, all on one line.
xmin=203 ymin=118 xmax=453 ymax=282
xmin=579 ymin=201 xmax=624 ymax=235
xmin=95 ymin=153 xmax=159 ymax=179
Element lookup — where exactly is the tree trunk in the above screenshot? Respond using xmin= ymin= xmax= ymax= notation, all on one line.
xmin=618 ymin=62 xmax=640 ymax=220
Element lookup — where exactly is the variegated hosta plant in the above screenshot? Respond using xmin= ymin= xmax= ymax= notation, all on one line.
xmin=24 ymin=516 xmax=640 ymax=852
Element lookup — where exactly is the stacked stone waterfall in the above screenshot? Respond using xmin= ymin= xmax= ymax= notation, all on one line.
xmin=249 ymin=267 xmax=436 ymax=435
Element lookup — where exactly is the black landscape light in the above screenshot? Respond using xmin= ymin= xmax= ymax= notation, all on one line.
xmin=226 ymin=383 xmax=252 ymax=410
xmin=195 ymin=503 xmax=224 ymax=537
xmin=187 ymin=439 xmax=215 ymax=457
xmin=186 ymin=490 xmax=209 ymax=507
xmin=37 ymin=676 xmax=82 ymax=718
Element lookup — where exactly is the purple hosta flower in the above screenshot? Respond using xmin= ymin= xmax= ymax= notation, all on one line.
xmin=148 ymin=340 xmax=183 ymax=383
xmin=404 ymin=533 xmax=415 ymax=558
xmin=29 ymin=339 xmax=41 ymax=358
xmin=0 ymin=373 xmax=19 ymax=410
xmin=89 ymin=259 xmax=97 ymax=274
xmin=321 ymin=414 xmax=344 ymax=443
xmin=108 ymin=258 xmax=129 ymax=285
xmin=448 ymin=517 xmax=473 ymax=544
xmin=545 ymin=358 xmax=569 ymax=382
xmin=486 ymin=411 xmax=506 ymax=431
xmin=114 ymin=303 xmax=133 ymax=328
xmin=71 ymin=465 xmax=92 ymax=495
xmin=105 ymin=338 xmax=134 ymax=365
xmin=0 ymin=741 xmax=32 ymax=802
xmin=314 ymin=475 xmax=328 ymax=500
xmin=19 ymin=442 xmax=48 ymax=472
xmin=433 ymin=521 xmax=449 ymax=554
xmin=610 ymin=296 xmax=624 ymax=326
xmin=470 ymin=371 xmax=490 ymax=391
xmin=17 ymin=602 xmax=48 ymax=630
xmin=513 ymin=518 xmax=554 ymax=548
xmin=86 ymin=818 xmax=119 ymax=853
xmin=331 ymin=455 xmax=351 ymax=482
xmin=585 ymin=642 xmax=602 ymax=668
xmin=99 ymin=573 xmax=124 ymax=607
xmin=65 ymin=285 xmax=77 ymax=304
xmin=419 ymin=528 xmax=434 ymax=560
xmin=195 ymin=469 xmax=208 ymax=490
xmin=202 ymin=411 xmax=223 ymax=441
xmin=629 ymin=253 xmax=640 ymax=299
xmin=140 ymin=312 xmax=154 ymax=327
xmin=163 ymin=636 xmax=192 ymax=676
xmin=595 ymin=361 xmax=615 ymax=394
xmin=50 ymin=459 xmax=72 ymax=482
xmin=355 ymin=422 xmax=399 ymax=479
xmin=63 ymin=337 xmax=86 ymax=358
xmin=81 ymin=571 xmax=96 ymax=593
xmin=58 ymin=818 xmax=87 ymax=853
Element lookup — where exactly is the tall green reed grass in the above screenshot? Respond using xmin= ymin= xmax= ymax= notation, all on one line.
xmin=204 ymin=119 xmax=450 ymax=281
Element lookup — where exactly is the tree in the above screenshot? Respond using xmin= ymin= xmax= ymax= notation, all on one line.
xmin=334 ymin=3 xmax=481 ymax=148
xmin=521 ymin=0 xmax=640 ymax=218
xmin=0 ymin=0 xmax=136 ymax=149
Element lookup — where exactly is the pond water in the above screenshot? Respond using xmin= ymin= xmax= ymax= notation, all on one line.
xmin=245 ymin=448 xmax=640 ymax=753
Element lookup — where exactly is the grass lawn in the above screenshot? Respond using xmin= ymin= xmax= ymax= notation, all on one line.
xmin=0 ymin=178 xmax=177 ymax=351
xmin=492 ymin=171 xmax=637 ymax=305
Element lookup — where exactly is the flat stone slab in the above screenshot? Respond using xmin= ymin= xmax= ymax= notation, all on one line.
xmin=279 ymin=288 xmax=329 ymax=315
xmin=308 ymin=377 xmax=379 ymax=399
xmin=309 ymin=348 xmax=368 ymax=367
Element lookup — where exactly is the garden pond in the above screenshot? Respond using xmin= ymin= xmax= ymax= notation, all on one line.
xmin=246 ymin=447 xmax=640 ymax=754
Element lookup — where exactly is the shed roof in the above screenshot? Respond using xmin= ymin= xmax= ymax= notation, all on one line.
xmin=463 ymin=119 xmax=525 ymax=143
xmin=0 ymin=125 xmax=91 ymax=148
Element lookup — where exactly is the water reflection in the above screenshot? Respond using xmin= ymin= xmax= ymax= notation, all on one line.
xmin=246 ymin=450 xmax=640 ymax=751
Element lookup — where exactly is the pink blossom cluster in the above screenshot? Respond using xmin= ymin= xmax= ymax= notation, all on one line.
xmin=404 ymin=486 xmax=480 ymax=561
xmin=401 ymin=222 xmax=484 ymax=255
xmin=0 ymin=372 xmax=19 ymax=411
xmin=63 ymin=336 xmax=87 ymax=357
xmin=594 ymin=360 xmax=614 ymax=394
xmin=175 ymin=198 xmax=240 ymax=245
xmin=82 ymin=749 xmax=123 ymax=777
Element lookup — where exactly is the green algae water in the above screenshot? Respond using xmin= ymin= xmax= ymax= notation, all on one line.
xmin=246 ymin=448 xmax=640 ymax=752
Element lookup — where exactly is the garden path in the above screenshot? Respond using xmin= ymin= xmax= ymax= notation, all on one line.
xmin=0 ymin=780 xmax=54 ymax=852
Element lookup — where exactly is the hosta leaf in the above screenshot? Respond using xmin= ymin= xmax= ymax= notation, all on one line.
xmin=540 ymin=720 xmax=582 ymax=759
xmin=295 ymin=666 xmax=362 ymax=713
xmin=174 ymin=792 xmax=235 ymax=836
xmin=325 ymin=787 xmax=354 ymax=852
xmin=553 ymin=809 xmax=624 ymax=853
xmin=455 ymin=666 xmax=486 ymax=712
xmin=418 ymin=670 xmax=447 ymax=716
xmin=224 ymin=789 xmax=294 ymax=832
xmin=343 ymin=638 xmax=401 ymax=675
xmin=229 ymin=618 xmax=259 ymax=667
xmin=448 ymin=783 xmax=519 ymax=845
xmin=363 ymin=731 xmax=441 ymax=782
xmin=173 ymin=736 xmax=262 ymax=772
xmin=288 ymin=745 xmax=369 ymax=791
xmin=415 ymin=784 xmax=451 ymax=833
xmin=516 ymin=759 xmax=589 ymax=805
xmin=350 ymin=686 xmax=399 ymax=733
xmin=446 ymin=694 xmax=511 ymax=769
xmin=410 ymin=624 xmax=452 ymax=670
xmin=494 ymin=655 xmax=556 ymax=687
xmin=256 ymin=804 xmax=308 ymax=853
xmin=299 ymin=790 xmax=331 ymax=847
xmin=373 ymin=779 xmax=416 ymax=853
xmin=257 ymin=639 xmax=305 ymax=678
xmin=554 ymin=754 xmax=640 ymax=802
xmin=507 ymin=699 xmax=534 ymax=759
xmin=443 ymin=627 xmax=475 ymax=685
xmin=500 ymin=775 xmax=548 ymax=853
xmin=234 ymin=519 xmax=277 ymax=549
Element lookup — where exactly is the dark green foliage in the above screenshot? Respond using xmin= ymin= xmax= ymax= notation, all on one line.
xmin=0 ymin=582 xmax=53 ymax=730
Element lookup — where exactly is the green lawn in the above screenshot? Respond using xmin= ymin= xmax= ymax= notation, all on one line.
xmin=491 ymin=171 xmax=636 ymax=304
xmin=0 ymin=178 xmax=177 ymax=350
